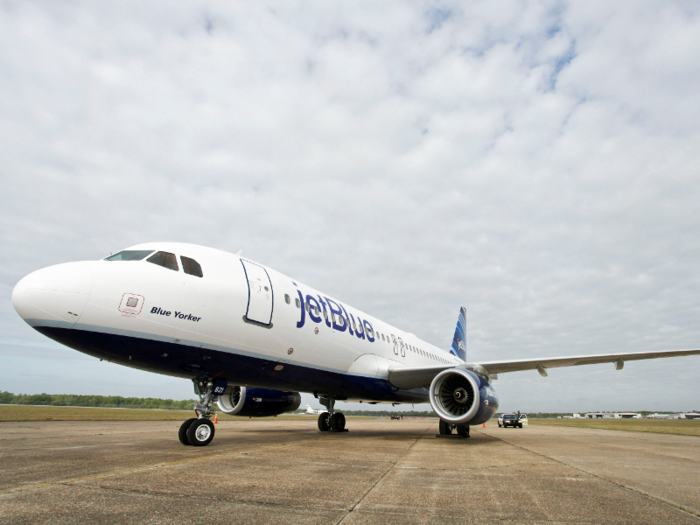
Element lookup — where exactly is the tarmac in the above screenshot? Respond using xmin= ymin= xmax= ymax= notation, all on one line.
xmin=1 ymin=418 xmax=699 ymax=524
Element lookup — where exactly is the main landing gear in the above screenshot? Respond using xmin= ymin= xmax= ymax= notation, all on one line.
xmin=317 ymin=397 xmax=347 ymax=432
xmin=179 ymin=378 xmax=217 ymax=446
xmin=438 ymin=419 xmax=470 ymax=438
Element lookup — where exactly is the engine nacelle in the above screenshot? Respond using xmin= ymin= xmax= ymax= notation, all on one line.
xmin=216 ymin=386 xmax=301 ymax=417
xmin=429 ymin=368 xmax=499 ymax=425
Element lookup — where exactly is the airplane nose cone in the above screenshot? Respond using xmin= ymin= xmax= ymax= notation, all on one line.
xmin=12 ymin=264 xmax=94 ymax=328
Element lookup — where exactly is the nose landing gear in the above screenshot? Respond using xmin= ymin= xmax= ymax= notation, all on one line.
xmin=179 ymin=378 xmax=219 ymax=446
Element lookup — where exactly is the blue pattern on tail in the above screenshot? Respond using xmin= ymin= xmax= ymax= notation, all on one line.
xmin=450 ymin=306 xmax=467 ymax=361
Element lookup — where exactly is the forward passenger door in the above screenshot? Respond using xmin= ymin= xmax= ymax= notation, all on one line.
xmin=240 ymin=260 xmax=274 ymax=326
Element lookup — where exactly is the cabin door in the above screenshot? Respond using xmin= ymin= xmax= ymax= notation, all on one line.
xmin=240 ymin=260 xmax=274 ymax=326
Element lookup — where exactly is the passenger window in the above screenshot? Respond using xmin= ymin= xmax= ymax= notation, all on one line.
xmin=104 ymin=250 xmax=154 ymax=261
xmin=147 ymin=251 xmax=179 ymax=271
xmin=180 ymin=256 xmax=203 ymax=277
xmin=295 ymin=298 xmax=300 ymax=308
xmin=285 ymin=294 xmax=291 ymax=304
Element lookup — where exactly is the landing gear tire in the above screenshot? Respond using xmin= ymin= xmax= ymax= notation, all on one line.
xmin=439 ymin=419 xmax=452 ymax=435
xmin=330 ymin=412 xmax=346 ymax=432
xmin=186 ymin=418 xmax=215 ymax=446
xmin=178 ymin=377 xmax=220 ymax=446
xmin=318 ymin=412 xmax=330 ymax=432
xmin=457 ymin=424 xmax=470 ymax=438
xmin=179 ymin=418 xmax=198 ymax=446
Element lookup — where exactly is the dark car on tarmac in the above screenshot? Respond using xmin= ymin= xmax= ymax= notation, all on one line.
xmin=500 ymin=414 xmax=523 ymax=428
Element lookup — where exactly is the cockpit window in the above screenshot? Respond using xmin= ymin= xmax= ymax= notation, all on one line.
xmin=104 ymin=250 xmax=154 ymax=261
xmin=147 ymin=251 xmax=179 ymax=271
xmin=181 ymin=256 xmax=203 ymax=277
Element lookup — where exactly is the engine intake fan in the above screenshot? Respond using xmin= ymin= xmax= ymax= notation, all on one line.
xmin=429 ymin=368 xmax=481 ymax=424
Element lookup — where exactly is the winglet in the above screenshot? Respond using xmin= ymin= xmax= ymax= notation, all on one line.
xmin=450 ymin=306 xmax=467 ymax=361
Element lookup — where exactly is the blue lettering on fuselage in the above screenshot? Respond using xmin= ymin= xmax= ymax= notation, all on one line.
xmin=295 ymin=290 xmax=305 ymax=328
xmin=293 ymin=287 xmax=374 ymax=343
xmin=317 ymin=296 xmax=331 ymax=328
xmin=340 ymin=304 xmax=354 ymax=335
xmin=325 ymin=297 xmax=347 ymax=332
xmin=305 ymin=295 xmax=322 ymax=323
xmin=349 ymin=313 xmax=365 ymax=340
xmin=363 ymin=319 xmax=375 ymax=342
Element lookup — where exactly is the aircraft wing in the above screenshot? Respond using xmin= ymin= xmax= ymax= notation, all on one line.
xmin=476 ymin=349 xmax=700 ymax=374
xmin=388 ymin=348 xmax=700 ymax=390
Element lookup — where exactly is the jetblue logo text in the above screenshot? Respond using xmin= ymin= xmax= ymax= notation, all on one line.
xmin=295 ymin=290 xmax=375 ymax=343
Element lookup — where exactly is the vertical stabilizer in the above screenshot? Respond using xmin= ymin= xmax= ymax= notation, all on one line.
xmin=450 ymin=306 xmax=467 ymax=361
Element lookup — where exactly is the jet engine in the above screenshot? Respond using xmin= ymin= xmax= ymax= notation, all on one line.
xmin=216 ymin=386 xmax=301 ymax=417
xmin=429 ymin=368 xmax=498 ymax=425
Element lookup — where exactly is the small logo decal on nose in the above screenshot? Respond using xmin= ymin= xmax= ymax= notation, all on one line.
xmin=119 ymin=293 xmax=145 ymax=316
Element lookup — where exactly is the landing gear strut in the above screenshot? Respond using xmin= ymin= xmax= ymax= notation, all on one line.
xmin=179 ymin=378 xmax=218 ymax=446
xmin=317 ymin=397 xmax=347 ymax=432
xmin=438 ymin=419 xmax=470 ymax=438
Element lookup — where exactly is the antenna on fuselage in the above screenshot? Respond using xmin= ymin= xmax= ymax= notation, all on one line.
xmin=236 ymin=250 xmax=242 ymax=256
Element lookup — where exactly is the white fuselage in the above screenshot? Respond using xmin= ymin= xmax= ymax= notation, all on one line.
xmin=12 ymin=242 xmax=461 ymax=403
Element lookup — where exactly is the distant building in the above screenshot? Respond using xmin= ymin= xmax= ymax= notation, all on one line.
xmin=614 ymin=413 xmax=642 ymax=419
xmin=680 ymin=413 xmax=700 ymax=420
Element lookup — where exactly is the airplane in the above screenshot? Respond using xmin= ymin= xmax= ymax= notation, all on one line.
xmin=11 ymin=242 xmax=700 ymax=447
xmin=304 ymin=405 xmax=324 ymax=415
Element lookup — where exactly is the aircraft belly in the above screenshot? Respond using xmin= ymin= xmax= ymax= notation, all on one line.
xmin=34 ymin=325 xmax=422 ymax=402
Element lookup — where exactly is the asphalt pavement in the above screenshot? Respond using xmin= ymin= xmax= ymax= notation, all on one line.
xmin=1 ymin=418 xmax=698 ymax=524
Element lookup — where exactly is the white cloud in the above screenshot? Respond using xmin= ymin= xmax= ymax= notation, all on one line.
xmin=1 ymin=1 xmax=700 ymax=411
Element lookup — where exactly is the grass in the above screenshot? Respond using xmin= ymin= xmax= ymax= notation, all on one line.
xmin=0 ymin=404 xmax=199 ymax=422
xmin=6 ymin=406 xmax=696 ymax=436
xmin=529 ymin=417 xmax=700 ymax=436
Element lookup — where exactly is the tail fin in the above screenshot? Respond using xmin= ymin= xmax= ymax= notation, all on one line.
xmin=450 ymin=306 xmax=467 ymax=361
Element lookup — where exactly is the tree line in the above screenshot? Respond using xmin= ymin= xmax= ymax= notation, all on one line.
xmin=0 ymin=392 xmax=194 ymax=410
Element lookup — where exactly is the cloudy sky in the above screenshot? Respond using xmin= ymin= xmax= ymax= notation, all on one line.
xmin=2 ymin=1 xmax=700 ymax=413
